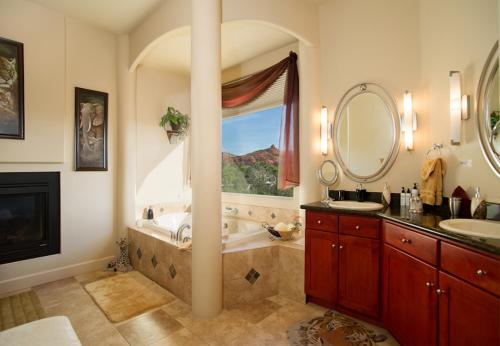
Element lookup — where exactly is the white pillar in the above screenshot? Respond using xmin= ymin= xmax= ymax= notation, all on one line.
xmin=191 ymin=0 xmax=222 ymax=318
xmin=298 ymin=42 xmax=323 ymax=206
xmin=117 ymin=35 xmax=137 ymax=239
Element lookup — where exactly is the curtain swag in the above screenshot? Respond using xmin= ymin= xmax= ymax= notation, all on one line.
xmin=221 ymin=51 xmax=300 ymax=190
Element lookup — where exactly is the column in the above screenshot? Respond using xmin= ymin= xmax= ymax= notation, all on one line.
xmin=190 ymin=0 xmax=222 ymax=318
xmin=117 ymin=35 xmax=137 ymax=239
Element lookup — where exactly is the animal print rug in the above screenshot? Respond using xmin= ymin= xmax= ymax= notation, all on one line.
xmin=288 ymin=310 xmax=388 ymax=346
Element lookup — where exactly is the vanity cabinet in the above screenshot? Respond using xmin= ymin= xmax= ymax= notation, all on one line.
xmin=305 ymin=228 xmax=338 ymax=306
xmin=438 ymin=271 xmax=500 ymax=346
xmin=382 ymin=244 xmax=438 ymax=346
xmin=305 ymin=211 xmax=380 ymax=318
xmin=338 ymin=234 xmax=380 ymax=318
xmin=382 ymin=220 xmax=500 ymax=346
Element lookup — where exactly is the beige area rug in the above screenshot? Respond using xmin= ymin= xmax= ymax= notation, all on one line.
xmin=84 ymin=271 xmax=175 ymax=323
xmin=0 ymin=290 xmax=45 ymax=331
xmin=288 ymin=310 xmax=388 ymax=346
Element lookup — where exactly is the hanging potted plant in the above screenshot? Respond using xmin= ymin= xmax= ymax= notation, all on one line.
xmin=159 ymin=106 xmax=190 ymax=143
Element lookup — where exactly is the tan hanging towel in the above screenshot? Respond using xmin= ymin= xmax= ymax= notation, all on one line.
xmin=420 ymin=158 xmax=446 ymax=205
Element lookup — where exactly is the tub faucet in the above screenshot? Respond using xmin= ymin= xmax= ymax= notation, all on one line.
xmin=224 ymin=207 xmax=238 ymax=216
xmin=176 ymin=223 xmax=191 ymax=243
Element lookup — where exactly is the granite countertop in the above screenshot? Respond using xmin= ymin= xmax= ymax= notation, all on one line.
xmin=301 ymin=202 xmax=500 ymax=256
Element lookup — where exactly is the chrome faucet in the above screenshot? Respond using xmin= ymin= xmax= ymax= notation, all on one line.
xmin=176 ymin=223 xmax=192 ymax=243
xmin=224 ymin=207 xmax=238 ymax=216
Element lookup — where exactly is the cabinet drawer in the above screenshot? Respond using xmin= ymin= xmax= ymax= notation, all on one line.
xmin=339 ymin=215 xmax=379 ymax=239
xmin=441 ymin=242 xmax=500 ymax=296
xmin=306 ymin=211 xmax=338 ymax=232
xmin=383 ymin=221 xmax=438 ymax=265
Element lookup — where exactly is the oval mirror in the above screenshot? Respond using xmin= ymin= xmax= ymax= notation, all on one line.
xmin=333 ymin=83 xmax=400 ymax=182
xmin=317 ymin=160 xmax=338 ymax=185
xmin=477 ymin=40 xmax=500 ymax=177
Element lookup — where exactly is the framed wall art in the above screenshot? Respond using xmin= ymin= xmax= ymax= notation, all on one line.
xmin=75 ymin=87 xmax=108 ymax=171
xmin=0 ymin=36 xmax=24 ymax=139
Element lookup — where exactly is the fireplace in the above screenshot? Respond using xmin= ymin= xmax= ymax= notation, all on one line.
xmin=0 ymin=172 xmax=60 ymax=264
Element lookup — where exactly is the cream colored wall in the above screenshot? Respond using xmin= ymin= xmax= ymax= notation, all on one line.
xmin=135 ymin=66 xmax=191 ymax=217
xmin=419 ymin=0 xmax=499 ymax=200
xmin=0 ymin=0 xmax=117 ymax=293
xmin=222 ymin=42 xmax=298 ymax=83
xmin=319 ymin=0 xmax=421 ymax=193
xmin=0 ymin=0 xmax=65 ymax=163
xmin=320 ymin=0 xmax=499 ymax=200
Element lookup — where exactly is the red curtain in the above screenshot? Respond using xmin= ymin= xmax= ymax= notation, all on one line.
xmin=221 ymin=51 xmax=300 ymax=190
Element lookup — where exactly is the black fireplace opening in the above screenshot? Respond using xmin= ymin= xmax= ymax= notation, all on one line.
xmin=0 ymin=172 xmax=60 ymax=264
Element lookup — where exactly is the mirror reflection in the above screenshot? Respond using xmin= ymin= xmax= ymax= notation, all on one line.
xmin=486 ymin=65 xmax=500 ymax=156
xmin=318 ymin=160 xmax=338 ymax=185
xmin=338 ymin=93 xmax=394 ymax=177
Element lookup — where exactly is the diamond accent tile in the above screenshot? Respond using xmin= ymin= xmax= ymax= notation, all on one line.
xmin=169 ymin=264 xmax=177 ymax=279
xmin=245 ymin=268 xmax=261 ymax=285
xmin=151 ymin=255 xmax=158 ymax=269
xmin=136 ymin=247 xmax=142 ymax=259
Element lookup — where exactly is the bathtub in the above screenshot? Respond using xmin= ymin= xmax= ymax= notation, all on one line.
xmin=144 ymin=212 xmax=268 ymax=250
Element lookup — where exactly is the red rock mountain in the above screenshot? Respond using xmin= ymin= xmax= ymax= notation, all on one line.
xmin=222 ymin=145 xmax=279 ymax=166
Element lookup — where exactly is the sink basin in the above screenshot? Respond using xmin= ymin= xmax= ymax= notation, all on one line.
xmin=327 ymin=200 xmax=384 ymax=211
xmin=439 ymin=219 xmax=500 ymax=239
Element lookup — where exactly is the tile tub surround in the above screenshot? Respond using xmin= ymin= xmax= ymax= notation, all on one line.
xmin=128 ymin=227 xmax=192 ymax=304
xmin=128 ymin=227 xmax=305 ymax=307
xmin=222 ymin=202 xmax=300 ymax=225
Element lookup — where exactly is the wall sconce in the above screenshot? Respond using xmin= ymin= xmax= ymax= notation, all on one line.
xmin=401 ymin=91 xmax=417 ymax=151
xmin=449 ymin=71 xmax=470 ymax=145
xmin=321 ymin=106 xmax=328 ymax=155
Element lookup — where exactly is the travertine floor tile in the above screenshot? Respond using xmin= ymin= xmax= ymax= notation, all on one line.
xmin=149 ymin=328 xmax=208 ymax=346
xmin=33 ymin=277 xmax=128 ymax=346
xmin=74 ymin=270 xmax=119 ymax=286
xmin=227 ymin=298 xmax=281 ymax=324
xmin=117 ymin=309 xmax=183 ymax=346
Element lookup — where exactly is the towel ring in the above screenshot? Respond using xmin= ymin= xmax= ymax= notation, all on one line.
xmin=426 ymin=143 xmax=444 ymax=158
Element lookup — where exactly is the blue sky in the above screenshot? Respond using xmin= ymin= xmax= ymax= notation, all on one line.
xmin=222 ymin=106 xmax=283 ymax=155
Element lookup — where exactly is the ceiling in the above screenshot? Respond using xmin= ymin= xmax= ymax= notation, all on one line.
xmin=29 ymin=0 xmax=164 ymax=34
xmin=140 ymin=21 xmax=297 ymax=75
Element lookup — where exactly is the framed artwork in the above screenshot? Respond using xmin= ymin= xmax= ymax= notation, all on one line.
xmin=0 ymin=37 xmax=24 ymax=139
xmin=75 ymin=87 xmax=108 ymax=171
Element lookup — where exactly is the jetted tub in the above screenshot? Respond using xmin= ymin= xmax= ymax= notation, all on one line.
xmin=144 ymin=212 xmax=268 ymax=250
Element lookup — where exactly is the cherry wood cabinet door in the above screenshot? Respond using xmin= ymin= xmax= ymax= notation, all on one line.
xmin=305 ymin=229 xmax=338 ymax=306
xmin=338 ymin=234 xmax=380 ymax=318
xmin=438 ymin=272 xmax=500 ymax=346
xmin=383 ymin=244 xmax=438 ymax=346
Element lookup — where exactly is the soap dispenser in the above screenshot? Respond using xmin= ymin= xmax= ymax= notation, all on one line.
xmin=356 ymin=183 xmax=367 ymax=202
xmin=147 ymin=206 xmax=154 ymax=220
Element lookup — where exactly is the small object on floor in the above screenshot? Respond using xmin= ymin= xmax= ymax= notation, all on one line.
xmin=0 ymin=290 xmax=45 ymax=331
xmin=288 ymin=310 xmax=388 ymax=346
xmin=107 ymin=238 xmax=133 ymax=272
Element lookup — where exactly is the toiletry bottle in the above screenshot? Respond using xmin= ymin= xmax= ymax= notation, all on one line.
xmin=471 ymin=187 xmax=484 ymax=216
xmin=356 ymin=183 xmax=366 ymax=202
xmin=400 ymin=187 xmax=406 ymax=206
xmin=406 ymin=188 xmax=411 ymax=206
xmin=382 ymin=183 xmax=391 ymax=207
xmin=147 ymin=206 xmax=154 ymax=220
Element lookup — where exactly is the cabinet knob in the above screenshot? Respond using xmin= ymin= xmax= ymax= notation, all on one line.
xmin=339 ymin=245 xmax=344 ymax=250
xmin=355 ymin=225 xmax=360 ymax=230
xmin=331 ymin=244 xmax=336 ymax=248
xmin=401 ymin=238 xmax=412 ymax=244
xmin=476 ymin=269 xmax=487 ymax=277
xmin=425 ymin=282 xmax=434 ymax=288
xmin=317 ymin=220 xmax=323 ymax=224
xmin=436 ymin=288 xmax=446 ymax=295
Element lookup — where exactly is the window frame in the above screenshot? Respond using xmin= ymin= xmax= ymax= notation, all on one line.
xmin=221 ymin=103 xmax=297 ymax=206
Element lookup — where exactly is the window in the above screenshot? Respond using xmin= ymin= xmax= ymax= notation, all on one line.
xmin=222 ymin=105 xmax=293 ymax=197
